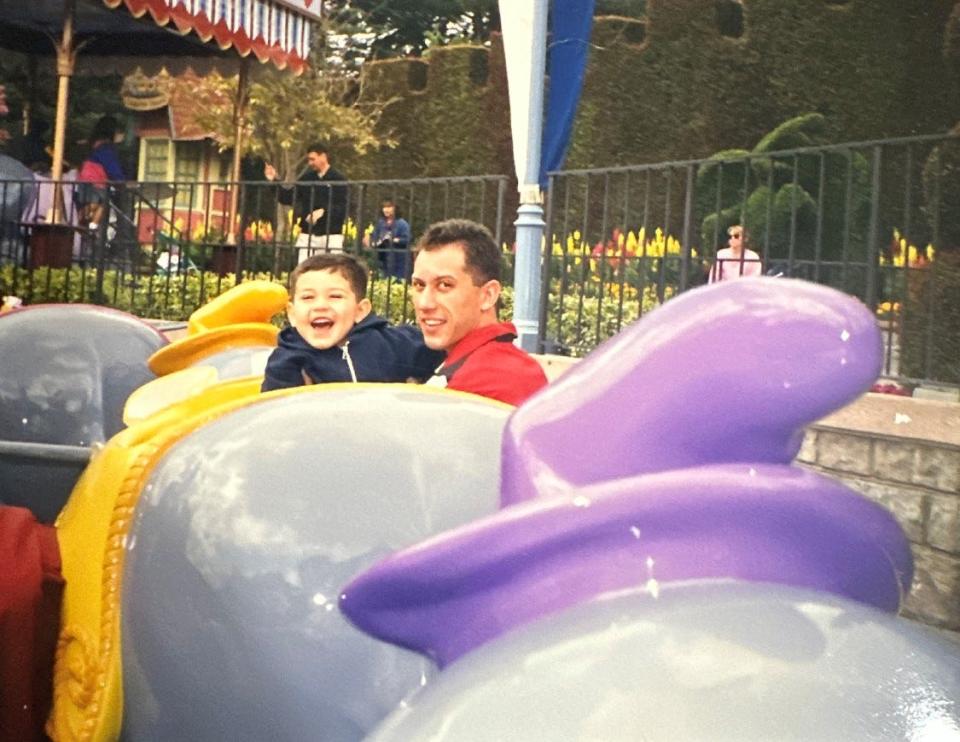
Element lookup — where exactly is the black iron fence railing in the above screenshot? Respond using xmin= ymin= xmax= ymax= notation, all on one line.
xmin=541 ymin=132 xmax=960 ymax=388
xmin=0 ymin=174 xmax=509 ymax=326
xmin=2 ymin=132 xmax=958 ymax=389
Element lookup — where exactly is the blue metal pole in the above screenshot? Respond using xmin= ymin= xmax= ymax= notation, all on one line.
xmin=511 ymin=0 xmax=549 ymax=352
xmin=514 ymin=201 xmax=545 ymax=351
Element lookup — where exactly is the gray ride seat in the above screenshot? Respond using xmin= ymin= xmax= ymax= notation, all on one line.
xmin=0 ymin=304 xmax=166 ymax=522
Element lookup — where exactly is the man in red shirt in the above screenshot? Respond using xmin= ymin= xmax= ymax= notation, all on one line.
xmin=411 ymin=219 xmax=548 ymax=406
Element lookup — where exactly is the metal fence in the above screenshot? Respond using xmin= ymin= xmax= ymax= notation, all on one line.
xmin=541 ymin=132 xmax=960 ymax=388
xmin=0 ymin=174 xmax=510 ymax=326
xmin=3 ymin=133 xmax=959 ymax=388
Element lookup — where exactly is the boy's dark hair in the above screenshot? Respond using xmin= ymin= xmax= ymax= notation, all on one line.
xmin=414 ymin=218 xmax=501 ymax=285
xmin=90 ymin=115 xmax=119 ymax=144
xmin=288 ymin=254 xmax=368 ymax=299
xmin=306 ymin=142 xmax=330 ymax=158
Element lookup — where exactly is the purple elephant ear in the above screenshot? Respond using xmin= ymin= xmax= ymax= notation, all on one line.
xmin=339 ymin=279 xmax=903 ymax=669
xmin=340 ymin=465 xmax=912 ymax=667
xmin=501 ymin=278 xmax=882 ymax=505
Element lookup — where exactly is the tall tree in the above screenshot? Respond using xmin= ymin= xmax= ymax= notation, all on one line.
xmin=192 ymin=58 xmax=392 ymax=184
xmin=325 ymin=0 xmax=501 ymax=58
xmin=322 ymin=0 xmax=645 ymax=62
xmin=191 ymin=24 xmax=396 ymax=240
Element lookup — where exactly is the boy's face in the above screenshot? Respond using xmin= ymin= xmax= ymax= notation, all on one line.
xmin=287 ymin=269 xmax=371 ymax=350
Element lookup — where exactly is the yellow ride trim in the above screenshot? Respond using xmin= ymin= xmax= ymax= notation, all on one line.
xmin=147 ymin=280 xmax=287 ymax=377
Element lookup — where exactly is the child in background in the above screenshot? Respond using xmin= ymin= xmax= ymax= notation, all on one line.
xmin=261 ymin=254 xmax=444 ymax=391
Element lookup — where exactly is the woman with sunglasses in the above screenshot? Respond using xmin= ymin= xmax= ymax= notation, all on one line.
xmin=709 ymin=225 xmax=762 ymax=282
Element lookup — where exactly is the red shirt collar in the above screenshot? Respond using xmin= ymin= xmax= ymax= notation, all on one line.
xmin=443 ymin=321 xmax=518 ymax=367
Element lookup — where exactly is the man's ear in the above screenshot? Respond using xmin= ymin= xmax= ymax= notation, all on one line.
xmin=480 ymin=280 xmax=502 ymax=313
xmin=355 ymin=297 xmax=373 ymax=323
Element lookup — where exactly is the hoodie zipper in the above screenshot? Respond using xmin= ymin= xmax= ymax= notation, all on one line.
xmin=341 ymin=341 xmax=358 ymax=382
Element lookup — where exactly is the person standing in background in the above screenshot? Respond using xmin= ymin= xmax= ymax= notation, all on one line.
xmin=709 ymin=225 xmax=762 ymax=282
xmin=76 ymin=116 xmax=126 ymax=227
xmin=364 ymin=199 xmax=411 ymax=279
xmin=264 ymin=143 xmax=348 ymax=263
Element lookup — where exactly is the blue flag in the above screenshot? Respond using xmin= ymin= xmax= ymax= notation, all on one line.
xmin=541 ymin=0 xmax=595 ymax=186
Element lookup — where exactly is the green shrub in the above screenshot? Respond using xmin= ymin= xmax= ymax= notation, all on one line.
xmin=697 ymin=114 xmax=871 ymax=261
xmin=2 ymin=265 xmax=653 ymax=358
xmin=0 ymin=265 xmax=242 ymax=320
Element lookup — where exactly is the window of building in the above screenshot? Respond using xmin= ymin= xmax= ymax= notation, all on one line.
xmin=143 ymin=139 xmax=170 ymax=181
xmin=716 ymin=0 xmax=744 ymax=39
xmin=174 ymin=141 xmax=203 ymax=207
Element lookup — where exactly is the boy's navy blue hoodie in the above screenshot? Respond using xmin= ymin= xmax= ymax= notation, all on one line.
xmin=261 ymin=313 xmax=444 ymax=392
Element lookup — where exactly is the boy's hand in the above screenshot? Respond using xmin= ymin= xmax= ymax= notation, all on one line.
xmin=306 ymin=208 xmax=325 ymax=224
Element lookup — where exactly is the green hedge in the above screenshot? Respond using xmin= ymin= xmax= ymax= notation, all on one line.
xmin=1 ymin=265 xmax=242 ymax=320
xmin=2 ymin=265 xmax=656 ymax=356
xmin=357 ymin=7 xmax=959 ymax=182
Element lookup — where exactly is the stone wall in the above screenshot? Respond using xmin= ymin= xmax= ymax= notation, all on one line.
xmin=797 ymin=393 xmax=960 ymax=636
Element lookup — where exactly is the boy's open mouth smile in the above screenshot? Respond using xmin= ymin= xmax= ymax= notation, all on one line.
xmin=311 ymin=318 xmax=334 ymax=329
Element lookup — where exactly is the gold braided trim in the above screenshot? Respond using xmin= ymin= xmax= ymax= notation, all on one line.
xmin=48 ymin=625 xmax=96 ymax=740
xmin=49 ymin=377 xmax=267 ymax=741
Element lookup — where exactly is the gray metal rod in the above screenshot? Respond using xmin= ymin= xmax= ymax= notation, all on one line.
xmin=0 ymin=441 xmax=92 ymax=463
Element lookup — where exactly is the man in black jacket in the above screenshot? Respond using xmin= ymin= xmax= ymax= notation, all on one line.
xmin=265 ymin=143 xmax=348 ymax=262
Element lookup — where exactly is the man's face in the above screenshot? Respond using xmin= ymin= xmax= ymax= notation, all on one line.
xmin=287 ymin=269 xmax=370 ymax=350
xmin=307 ymin=151 xmax=328 ymax=173
xmin=382 ymin=203 xmax=396 ymax=219
xmin=411 ymin=243 xmax=500 ymax=351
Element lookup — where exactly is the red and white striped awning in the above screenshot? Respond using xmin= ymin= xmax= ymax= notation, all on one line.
xmin=101 ymin=0 xmax=323 ymax=72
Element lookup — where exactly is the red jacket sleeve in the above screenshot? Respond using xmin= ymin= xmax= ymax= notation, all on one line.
xmin=0 ymin=506 xmax=64 ymax=742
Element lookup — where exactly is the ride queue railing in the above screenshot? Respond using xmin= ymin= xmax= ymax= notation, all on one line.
xmin=541 ymin=132 xmax=960 ymax=389
xmin=0 ymin=174 xmax=509 ymax=327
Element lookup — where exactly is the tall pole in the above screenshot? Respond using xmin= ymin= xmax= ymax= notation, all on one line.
xmin=22 ymin=57 xmax=38 ymax=136
xmin=50 ymin=0 xmax=77 ymax=223
xmin=226 ymin=58 xmax=250 ymax=245
xmin=507 ymin=0 xmax=549 ymax=352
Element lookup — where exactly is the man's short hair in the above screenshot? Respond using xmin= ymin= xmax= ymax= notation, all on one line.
xmin=415 ymin=218 xmax=501 ymax=286
xmin=306 ymin=142 xmax=330 ymax=158
xmin=288 ymin=254 xmax=368 ymax=299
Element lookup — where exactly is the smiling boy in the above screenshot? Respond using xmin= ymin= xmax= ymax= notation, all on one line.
xmin=411 ymin=219 xmax=547 ymax=406
xmin=261 ymin=254 xmax=443 ymax=391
